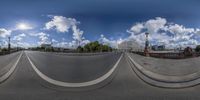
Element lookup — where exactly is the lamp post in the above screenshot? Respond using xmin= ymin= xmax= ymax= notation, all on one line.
xmin=144 ymin=32 xmax=149 ymax=56
xmin=8 ymin=36 xmax=11 ymax=54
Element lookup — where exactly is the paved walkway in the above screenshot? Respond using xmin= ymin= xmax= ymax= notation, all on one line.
xmin=128 ymin=53 xmax=200 ymax=76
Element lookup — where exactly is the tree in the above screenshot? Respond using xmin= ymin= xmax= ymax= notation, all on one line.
xmin=76 ymin=41 xmax=113 ymax=53
xmin=90 ymin=41 xmax=100 ymax=52
xmin=84 ymin=44 xmax=90 ymax=52
xmin=195 ymin=45 xmax=200 ymax=52
xmin=183 ymin=47 xmax=193 ymax=57
xmin=1 ymin=48 xmax=8 ymax=52
xmin=77 ymin=46 xmax=84 ymax=53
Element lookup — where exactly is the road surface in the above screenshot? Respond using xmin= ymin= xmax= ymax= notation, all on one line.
xmin=0 ymin=51 xmax=200 ymax=100
xmin=0 ymin=52 xmax=21 ymax=76
xmin=26 ymin=51 xmax=121 ymax=83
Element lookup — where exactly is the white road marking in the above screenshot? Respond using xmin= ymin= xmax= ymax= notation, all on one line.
xmin=0 ymin=52 xmax=23 ymax=82
xmin=26 ymin=52 xmax=123 ymax=87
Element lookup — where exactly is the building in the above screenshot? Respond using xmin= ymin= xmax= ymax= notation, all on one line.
xmin=118 ymin=40 xmax=143 ymax=51
xmin=41 ymin=44 xmax=52 ymax=51
xmin=152 ymin=45 xmax=165 ymax=51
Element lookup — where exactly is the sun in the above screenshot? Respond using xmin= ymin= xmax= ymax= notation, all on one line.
xmin=16 ymin=23 xmax=33 ymax=30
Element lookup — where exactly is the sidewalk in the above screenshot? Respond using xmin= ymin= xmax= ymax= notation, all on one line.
xmin=127 ymin=53 xmax=200 ymax=88
xmin=128 ymin=53 xmax=200 ymax=76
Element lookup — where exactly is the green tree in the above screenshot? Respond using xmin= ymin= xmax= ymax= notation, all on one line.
xmin=77 ymin=46 xmax=84 ymax=53
xmin=195 ymin=45 xmax=200 ymax=52
xmin=102 ymin=45 xmax=112 ymax=52
xmin=1 ymin=48 xmax=8 ymax=52
xmin=90 ymin=41 xmax=100 ymax=52
xmin=84 ymin=44 xmax=90 ymax=52
xmin=77 ymin=41 xmax=112 ymax=53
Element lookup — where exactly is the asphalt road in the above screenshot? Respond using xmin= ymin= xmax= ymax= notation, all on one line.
xmin=26 ymin=51 xmax=121 ymax=83
xmin=0 ymin=51 xmax=200 ymax=100
xmin=0 ymin=52 xmax=21 ymax=76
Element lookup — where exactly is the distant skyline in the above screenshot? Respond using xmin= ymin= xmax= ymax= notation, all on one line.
xmin=0 ymin=0 xmax=200 ymax=48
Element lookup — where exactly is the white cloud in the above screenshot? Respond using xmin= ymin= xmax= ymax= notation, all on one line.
xmin=29 ymin=32 xmax=50 ymax=45
xmin=126 ymin=17 xmax=200 ymax=49
xmin=196 ymin=29 xmax=200 ymax=35
xmin=54 ymin=41 xmax=77 ymax=48
xmin=28 ymin=33 xmax=38 ymax=37
xmin=53 ymin=39 xmax=90 ymax=48
xmin=45 ymin=16 xmax=78 ymax=33
xmin=38 ymin=32 xmax=50 ymax=44
xmin=128 ymin=17 xmax=167 ymax=34
xmin=0 ymin=36 xmax=35 ymax=48
xmin=126 ymin=33 xmax=146 ymax=48
xmin=168 ymin=24 xmax=195 ymax=35
xmin=11 ymin=42 xmax=36 ymax=48
xmin=54 ymin=42 xmax=68 ymax=48
xmin=99 ymin=34 xmax=123 ymax=48
xmin=13 ymin=33 xmax=26 ymax=41
xmin=0 ymin=39 xmax=8 ymax=47
xmin=52 ymin=39 xmax=58 ymax=43
xmin=80 ymin=39 xmax=90 ymax=46
xmin=145 ymin=17 xmax=167 ymax=34
xmin=72 ymin=25 xmax=83 ymax=42
xmin=45 ymin=15 xmax=89 ymax=47
xmin=127 ymin=23 xmax=144 ymax=35
xmin=0 ymin=28 xmax=12 ymax=38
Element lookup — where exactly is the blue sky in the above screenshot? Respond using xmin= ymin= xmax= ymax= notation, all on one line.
xmin=0 ymin=0 xmax=200 ymax=48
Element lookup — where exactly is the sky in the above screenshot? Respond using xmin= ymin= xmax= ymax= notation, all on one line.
xmin=0 ymin=0 xmax=200 ymax=49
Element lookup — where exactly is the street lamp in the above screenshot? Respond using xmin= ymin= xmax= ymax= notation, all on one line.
xmin=8 ymin=36 xmax=11 ymax=53
xmin=144 ymin=32 xmax=149 ymax=56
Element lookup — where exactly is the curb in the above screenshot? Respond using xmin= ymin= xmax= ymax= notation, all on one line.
xmin=126 ymin=53 xmax=200 ymax=88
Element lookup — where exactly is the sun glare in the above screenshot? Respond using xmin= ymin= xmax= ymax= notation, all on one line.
xmin=17 ymin=23 xmax=32 ymax=30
